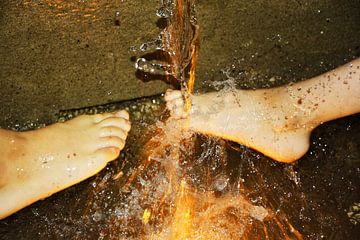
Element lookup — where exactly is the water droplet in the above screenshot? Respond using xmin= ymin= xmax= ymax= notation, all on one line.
xmin=135 ymin=58 xmax=172 ymax=75
xmin=156 ymin=6 xmax=172 ymax=18
xmin=114 ymin=11 xmax=121 ymax=26
xmin=139 ymin=38 xmax=163 ymax=52
xmin=156 ymin=0 xmax=174 ymax=18
xmin=129 ymin=46 xmax=136 ymax=52
xmin=213 ymin=174 xmax=229 ymax=192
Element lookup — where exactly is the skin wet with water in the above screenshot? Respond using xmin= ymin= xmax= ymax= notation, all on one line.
xmin=0 ymin=94 xmax=359 ymax=239
xmin=1 ymin=0 xmax=360 ymax=239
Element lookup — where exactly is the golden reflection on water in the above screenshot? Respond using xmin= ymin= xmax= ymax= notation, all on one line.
xmin=121 ymin=118 xmax=304 ymax=240
xmin=121 ymin=0 xmax=304 ymax=236
xmin=18 ymin=1 xmax=304 ymax=238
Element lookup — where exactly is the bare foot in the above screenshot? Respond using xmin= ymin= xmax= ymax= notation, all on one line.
xmin=0 ymin=110 xmax=131 ymax=219
xmin=165 ymin=89 xmax=311 ymax=163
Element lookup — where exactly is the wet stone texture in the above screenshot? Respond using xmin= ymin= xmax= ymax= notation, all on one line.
xmin=1 ymin=0 xmax=360 ymax=127
xmin=195 ymin=0 xmax=360 ymax=91
xmin=0 ymin=0 xmax=170 ymax=127
xmin=0 ymin=0 xmax=360 ymax=239
xmin=0 ymin=97 xmax=359 ymax=239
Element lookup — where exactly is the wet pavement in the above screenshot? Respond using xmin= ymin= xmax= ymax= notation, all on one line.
xmin=0 ymin=0 xmax=360 ymax=239
xmin=0 ymin=97 xmax=359 ymax=239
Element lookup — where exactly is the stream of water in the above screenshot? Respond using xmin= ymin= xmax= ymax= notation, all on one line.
xmin=129 ymin=0 xmax=303 ymax=239
xmin=1 ymin=1 xmax=359 ymax=239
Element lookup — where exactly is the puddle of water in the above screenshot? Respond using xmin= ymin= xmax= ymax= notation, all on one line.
xmin=0 ymin=97 xmax=359 ymax=239
xmin=1 ymin=1 xmax=360 ymax=240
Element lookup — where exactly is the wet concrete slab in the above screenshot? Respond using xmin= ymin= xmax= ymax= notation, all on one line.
xmin=0 ymin=1 xmax=359 ymax=239
xmin=195 ymin=0 xmax=360 ymax=90
xmin=0 ymin=0 xmax=170 ymax=127
xmin=0 ymin=96 xmax=359 ymax=239
xmin=1 ymin=0 xmax=359 ymax=127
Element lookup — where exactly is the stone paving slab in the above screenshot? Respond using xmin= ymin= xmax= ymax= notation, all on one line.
xmin=0 ymin=0 xmax=359 ymax=127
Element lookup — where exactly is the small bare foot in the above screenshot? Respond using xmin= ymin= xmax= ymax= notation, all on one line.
xmin=0 ymin=110 xmax=131 ymax=219
xmin=165 ymin=89 xmax=311 ymax=163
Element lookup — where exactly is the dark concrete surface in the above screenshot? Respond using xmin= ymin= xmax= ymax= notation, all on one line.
xmin=1 ymin=0 xmax=360 ymax=127
xmin=0 ymin=0 xmax=169 ymax=127
xmin=195 ymin=0 xmax=360 ymax=90
xmin=0 ymin=1 xmax=360 ymax=238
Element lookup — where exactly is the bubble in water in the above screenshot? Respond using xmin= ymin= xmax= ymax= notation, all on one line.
xmin=213 ymin=174 xmax=229 ymax=192
xmin=135 ymin=58 xmax=148 ymax=70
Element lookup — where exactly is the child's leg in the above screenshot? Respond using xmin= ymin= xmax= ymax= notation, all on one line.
xmin=165 ymin=58 xmax=360 ymax=163
xmin=0 ymin=110 xmax=131 ymax=219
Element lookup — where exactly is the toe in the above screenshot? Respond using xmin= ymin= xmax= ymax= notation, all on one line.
xmin=165 ymin=89 xmax=182 ymax=101
xmin=174 ymin=108 xmax=184 ymax=118
xmin=100 ymin=126 xmax=128 ymax=139
xmin=99 ymin=136 xmax=126 ymax=149
xmin=166 ymin=101 xmax=175 ymax=111
xmin=115 ymin=110 xmax=129 ymax=120
xmin=98 ymin=117 xmax=131 ymax=132
xmin=173 ymin=98 xmax=184 ymax=107
xmin=182 ymin=112 xmax=189 ymax=118
xmin=166 ymin=98 xmax=183 ymax=111
xmin=95 ymin=147 xmax=121 ymax=162
xmin=93 ymin=112 xmax=116 ymax=123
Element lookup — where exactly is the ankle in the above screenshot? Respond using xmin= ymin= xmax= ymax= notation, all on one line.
xmin=252 ymin=87 xmax=305 ymax=132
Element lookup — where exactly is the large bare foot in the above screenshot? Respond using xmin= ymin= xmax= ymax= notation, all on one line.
xmin=0 ymin=110 xmax=131 ymax=219
xmin=165 ymin=89 xmax=311 ymax=163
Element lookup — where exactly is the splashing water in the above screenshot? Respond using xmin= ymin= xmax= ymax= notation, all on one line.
xmin=134 ymin=0 xmax=199 ymax=111
xmin=99 ymin=118 xmax=303 ymax=239
xmin=128 ymin=0 xmax=303 ymax=239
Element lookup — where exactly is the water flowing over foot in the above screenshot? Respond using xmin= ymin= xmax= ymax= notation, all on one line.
xmin=164 ymin=89 xmax=310 ymax=163
xmin=0 ymin=110 xmax=131 ymax=219
xmin=165 ymin=89 xmax=188 ymax=119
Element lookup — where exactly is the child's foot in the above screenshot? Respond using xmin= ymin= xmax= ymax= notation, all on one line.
xmin=0 ymin=110 xmax=131 ymax=219
xmin=165 ymin=89 xmax=311 ymax=163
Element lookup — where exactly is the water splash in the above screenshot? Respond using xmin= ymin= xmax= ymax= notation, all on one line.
xmin=135 ymin=58 xmax=172 ymax=75
xmin=125 ymin=1 xmax=304 ymax=239
xmin=132 ymin=37 xmax=164 ymax=53
xmin=132 ymin=0 xmax=302 ymax=238
xmin=156 ymin=0 xmax=175 ymax=18
xmin=134 ymin=0 xmax=199 ymax=99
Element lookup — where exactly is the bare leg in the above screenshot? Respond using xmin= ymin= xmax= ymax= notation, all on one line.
xmin=0 ymin=110 xmax=131 ymax=219
xmin=165 ymin=58 xmax=360 ymax=163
